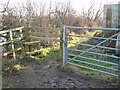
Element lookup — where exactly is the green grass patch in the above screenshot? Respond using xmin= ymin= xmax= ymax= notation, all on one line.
xmin=29 ymin=44 xmax=62 ymax=65
xmin=66 ymin=64 xmax=118 ymax=83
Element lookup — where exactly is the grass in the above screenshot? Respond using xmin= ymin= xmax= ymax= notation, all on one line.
xmin=68 ymin=30 xmax=102 ymax=48
xmin=2 ymin=60 xmax=27 ymax=73
xmin=29 ymin=43 xmax=62 ymax=65
xmin=66 ymin=64 xmax=118 ymax=83
xmin=69 ymin=59 xmax=117 ymax=75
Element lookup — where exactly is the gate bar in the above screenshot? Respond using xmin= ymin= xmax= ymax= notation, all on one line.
xmin=69 ymin=34 xmax=117 ymax=41
xmin=67 ymin=42 xmax=119 ymax=51
xmin=67 ymin=53 xmax=118 ymax=66
xmin=72 ymin=33 xmax=119 ymax=59
xmin=65 ymin=26 xmax=120 ymax=31
xmin=68 ymin=62 xmax=118 ymax=77
xmin=68 ymin=48 xmax=120 ymax=59
xmin=68 ymin=58 xmax=117 ymax=71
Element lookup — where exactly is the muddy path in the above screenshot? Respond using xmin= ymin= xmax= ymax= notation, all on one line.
xmin=2 ymin=59 xmax=118 ymax=88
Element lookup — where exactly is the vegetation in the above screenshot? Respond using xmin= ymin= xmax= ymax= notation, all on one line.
xmin=0 ymin=1 xmax=119 ymax=87
xmin=0 ymin=0 xmax=103 ymax=40
xmin=0 ymin=0 xmax=103 ymax=60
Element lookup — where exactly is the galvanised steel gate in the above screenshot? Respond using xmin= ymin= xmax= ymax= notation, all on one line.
xmin=63 ymin=26 xmax=120 ymax=77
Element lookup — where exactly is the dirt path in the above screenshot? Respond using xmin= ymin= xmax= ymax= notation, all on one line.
xmin=2 ymin=59 xmax=118 ymax=88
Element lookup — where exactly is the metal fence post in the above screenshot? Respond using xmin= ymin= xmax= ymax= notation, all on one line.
xmin=63 ymin=26 xmax=67 ymax=66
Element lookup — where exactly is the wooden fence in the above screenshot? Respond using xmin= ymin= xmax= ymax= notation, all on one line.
xmin=0 ymin=27 xmax=24 ymax=59
xmin=24 ymin=27 xmax=62 ymax=56
xmin=0 ymin=26 xmax=62 ymax=59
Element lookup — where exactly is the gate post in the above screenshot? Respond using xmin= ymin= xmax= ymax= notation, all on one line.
xmin=116 ymin=33 xmax=120 ymax=88
xmin=118 ymin=58 xmax=120 ymax=89
xmin=0 ymin=45 xmax=2 ymax=90
xmin=63 ymin=26 xmax=67 ymax=66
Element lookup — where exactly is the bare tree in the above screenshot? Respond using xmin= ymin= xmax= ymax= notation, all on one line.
xmin=80 ymin=1 xmax=103 ymax=27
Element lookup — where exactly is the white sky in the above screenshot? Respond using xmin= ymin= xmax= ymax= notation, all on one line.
xmin=0 ymin=0 xmax=120 ymax=13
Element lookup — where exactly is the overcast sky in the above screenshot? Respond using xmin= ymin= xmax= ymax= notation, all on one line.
xmin=0 ymin=0 xmax=119 ymax=13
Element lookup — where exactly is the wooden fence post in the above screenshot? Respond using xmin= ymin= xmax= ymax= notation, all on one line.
xmin=0 ymin=45 xmax=2 ymax=89
xmin=9 ymin=31 xmax=16 ymax=59
xmin=118 ymin=59 xmax=120 ymax=88
xmin=23 ymin=27 xmax=32 ymax=56
xmin=59 ymin=26 xmax=63 ymax=65
xmin=0 ymin=45 xmax=2 ymax=60
xmin=19 ymin=28 xmax=24 ymax=58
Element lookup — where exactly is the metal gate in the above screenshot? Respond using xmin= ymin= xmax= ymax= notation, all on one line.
xmin=63 ymin=26 xmax=120 ymax=77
